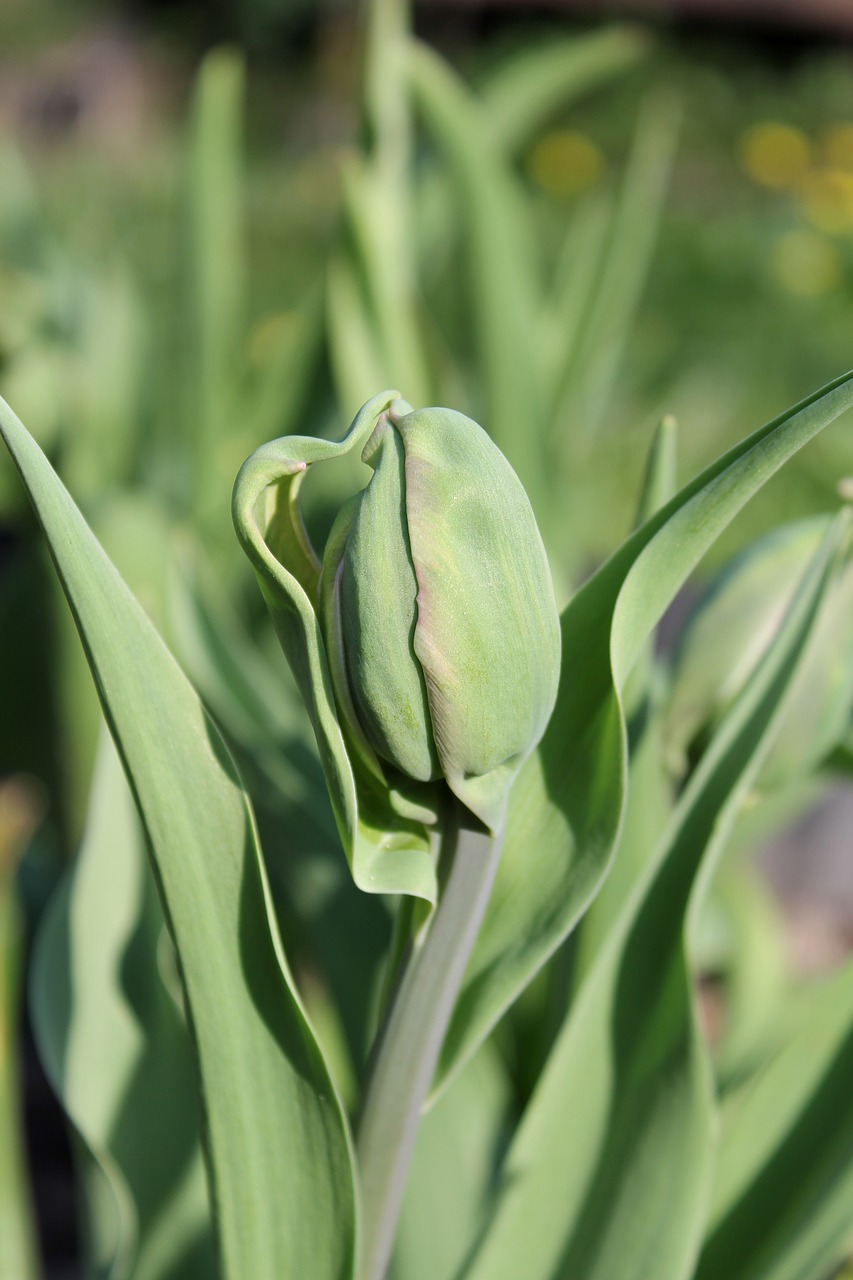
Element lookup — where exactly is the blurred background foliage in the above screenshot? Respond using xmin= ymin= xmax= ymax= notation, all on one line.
xmin=4 ymin=0 xmax=853 ymax=562
xmin=3 ymin=0 xmax=853 ymax=1275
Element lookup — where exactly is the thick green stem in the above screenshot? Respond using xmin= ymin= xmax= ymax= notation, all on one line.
xmin=356 ymin=809 xmax=503 ymax=1280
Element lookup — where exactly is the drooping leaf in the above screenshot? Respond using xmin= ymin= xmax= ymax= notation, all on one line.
xmin=0 ymin=397 xmax=358 ymax=1280
xmin=436 ymin=368 xmax=853 ymax=1094
xmin=460 ymin=514 xmax=845 ymax=1280
xmin=232 ymin=389 xmax=439 ymax=905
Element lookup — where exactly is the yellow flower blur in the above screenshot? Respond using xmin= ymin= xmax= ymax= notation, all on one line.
xmin=526 ymin=130 xmax=606 ymax=199
xmin=738 ymin=122 xmax=812 ymax=190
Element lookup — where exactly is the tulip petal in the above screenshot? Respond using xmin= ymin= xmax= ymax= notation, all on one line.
xmin=341 ymin=415 xmax=440 ymax=784
xmin=393 ymin=405 xmax=561 ymax=831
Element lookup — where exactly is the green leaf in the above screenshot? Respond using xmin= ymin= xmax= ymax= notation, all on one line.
xmin=60 ymin=268 xmax=143 ymax=503
xmin=460 ymin=514 xmax=846 ymax=1280
xmin=666 ymin=515 xmax=853 ymax=788
xmin=243 ymin=296 xmax=323 ymax=450
xmin=326 ymin=251 xmax=390 ymax=415
xmin=333 ymin=0 xmax=430 ymax=409
xmin=339 ymin=161 xmax=430 ymax=409
xmin=183 ymin=47 xmax=246 ymax=524
xmin=408 ymin=41 xmax=544 ymax=505
xmin=697 ymin=957 xmax=853 ymax=1280
xmin=572 ymin=415 xmax=678 ymax=982
xmin=479 ymin=25 xmax=649 ymax=155
xmin=391 ymin=1042 xmax=510 ymax=1280
xmin=665 ymin=517 xmax=830 ymax=774
xmin=551 ymin=91 xmax=679 ymax=449
xmin=535 ymin=189 xmax=613 ymax=433
xmin=167 ymin=549 xmax=391 ymax=1078
xmin=571 ymin=694 xmax=670 ymax=986
xmin=31 ymin=730 xmax=214 ymax=1280
xmin=0 ymin=397 xmax=358 ymax=1280
xmin=232 ymin=390 xmax=438 ymax=905
xmin=436 ymin=367 xmax=853 ymax=1095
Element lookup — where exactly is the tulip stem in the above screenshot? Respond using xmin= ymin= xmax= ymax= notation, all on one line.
xmin=356 ymin=807 xmax=504 ymax=1280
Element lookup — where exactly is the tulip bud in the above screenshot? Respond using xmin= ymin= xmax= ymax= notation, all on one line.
xmin=320 ymin=402 xmax=561 ymax=833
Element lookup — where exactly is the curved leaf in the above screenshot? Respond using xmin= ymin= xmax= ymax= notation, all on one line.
xmin=232 ymin=389 xmax=438 ymax=904
xmin=479 ymin=25 xmax=649 ymax=155
xmin=461 ymin=514 xmax=846 ymax=1280
xmin=665 ymin=517 xmax=828 ymax=768
xmin=0 ymin=397 xmax=358 ymax=1280
xmin=436 ymin=368 xmax=853 ymax=1094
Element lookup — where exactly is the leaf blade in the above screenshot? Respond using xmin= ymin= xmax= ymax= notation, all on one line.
xmin=437 ymin=368 xmax=853 ymax=1094
xmin=0 ymin=397 xmax=358 ymax=1280
xmin=460 ymin=515 xmax=846 ymax=1280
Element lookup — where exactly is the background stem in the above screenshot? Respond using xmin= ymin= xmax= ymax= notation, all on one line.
xmin=356 ymin=809 xmax=503 ymax=1280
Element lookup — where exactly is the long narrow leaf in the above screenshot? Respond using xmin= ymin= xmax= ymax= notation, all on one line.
xmin=340 ymin=0 xmax=429 ymax=406
xmin=480 ymin=25 xmax=649 ymax=155
xmin=436 ymin=368 xmax=853 ymax=1094
xmin=462 ymin=515 xmax=845 ymax=1280
xmin=0 ymin=398 xmax=358 ymax=1280
xmin=551 ymin=91 xmax=679 ymax=448
xmin=184 ymin=48 xmax=245 ymax=524
xmin=408 ymin=41 xmax=544 ymax=504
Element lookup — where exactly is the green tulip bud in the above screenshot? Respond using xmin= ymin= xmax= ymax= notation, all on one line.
xmin=232 ymin=391 xmax=561 ymax=898
xmin=320 ymin=401 xmax=561 ymax=833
